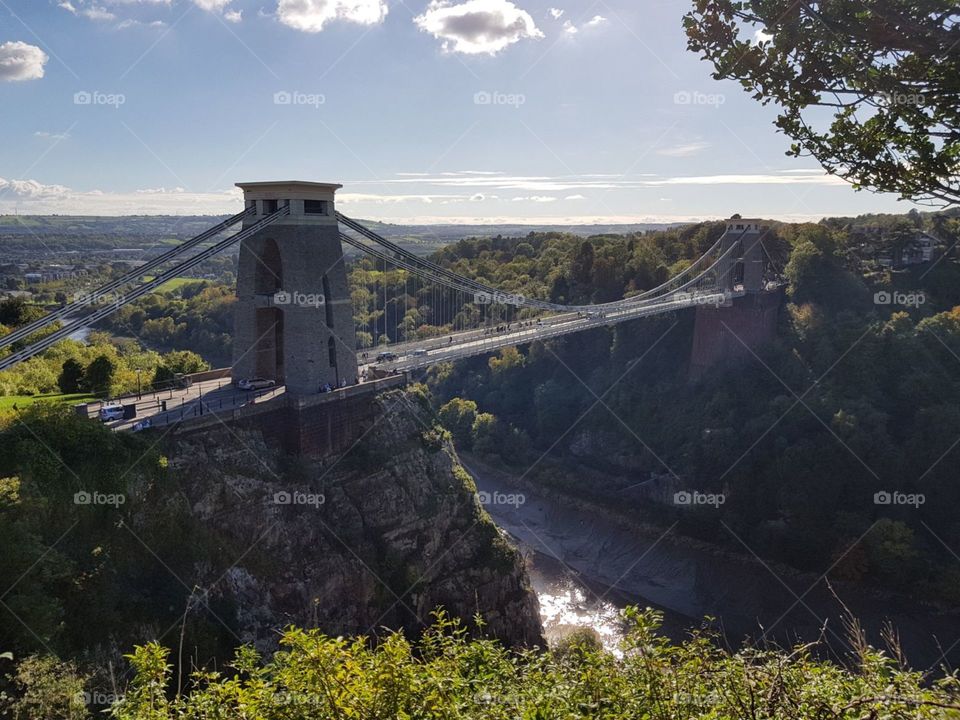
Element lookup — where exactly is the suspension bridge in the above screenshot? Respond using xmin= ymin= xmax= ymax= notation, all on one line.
xmin=0 ymin=181 xmax=779 ymax=439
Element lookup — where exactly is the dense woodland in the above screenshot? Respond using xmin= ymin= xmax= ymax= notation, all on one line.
xmin=1 ymin=210 xmax=960 ymax=716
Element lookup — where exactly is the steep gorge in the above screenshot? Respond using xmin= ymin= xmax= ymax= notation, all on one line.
xmin=153 ymin=388 xmax=543 ymax=652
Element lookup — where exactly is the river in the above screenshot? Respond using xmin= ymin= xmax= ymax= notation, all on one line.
xmin=468 ymin=455 xmax=960 ymax=670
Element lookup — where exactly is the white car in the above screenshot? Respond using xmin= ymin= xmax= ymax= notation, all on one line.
xmin=412 ymin=349 xmax=429 ymax=357
xmin=237 ymin=377 xmax=276 ymax=391
xmin=98 ymin=404 xmax=125 ymax=422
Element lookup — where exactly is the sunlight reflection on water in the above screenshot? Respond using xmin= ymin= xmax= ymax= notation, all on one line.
xmin=528 ymin=557 xmax=629 ymax=657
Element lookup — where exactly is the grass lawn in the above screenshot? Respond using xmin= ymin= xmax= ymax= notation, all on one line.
xmin=141 ymin=276 xmax=204 ymax=292
xmin=0 ymin=393 xmax=97 ymax=411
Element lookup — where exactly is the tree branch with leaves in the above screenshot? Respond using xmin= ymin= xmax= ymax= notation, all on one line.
xmin=684 ymin=0 xmax=960 ymax=206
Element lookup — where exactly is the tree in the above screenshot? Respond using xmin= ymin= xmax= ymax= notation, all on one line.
xmin=83 ymin=356 xmax=115 ymax=396
xmin=438 ymin=398 xmax=479 ymax=448
xmin=684 ymin=1 xmax=960 ymax=206
xmin=2 ymin=655 xmax=89 ymax=720
xmin=56 ymin=360 xmax=85 ymax=395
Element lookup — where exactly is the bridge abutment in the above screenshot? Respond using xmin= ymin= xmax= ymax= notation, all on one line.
xmin=689 ymin=288 xmax=783 ymax=380
xmin=233 ymin=182 xmax=359 ymax=396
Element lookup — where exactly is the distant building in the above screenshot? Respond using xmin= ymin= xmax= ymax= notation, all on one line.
xmin=878 ymin=231 xmax=939 ymax=269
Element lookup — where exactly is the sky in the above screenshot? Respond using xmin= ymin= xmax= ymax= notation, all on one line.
xmin=0 ymin=0 xmax=926 ymax=223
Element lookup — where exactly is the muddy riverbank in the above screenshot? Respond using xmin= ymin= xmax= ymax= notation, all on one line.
xmin=465 ymin=453 xmax=960 ymax=669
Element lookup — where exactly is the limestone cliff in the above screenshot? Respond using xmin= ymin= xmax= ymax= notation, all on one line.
xmin=149 ymin=388 xmax=543 ymax=650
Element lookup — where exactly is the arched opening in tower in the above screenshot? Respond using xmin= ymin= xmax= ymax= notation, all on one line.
xmin=255 ymin=238 xmax=283 ymax=295
xmin=255 ymin=307 xmax=285 ymax=382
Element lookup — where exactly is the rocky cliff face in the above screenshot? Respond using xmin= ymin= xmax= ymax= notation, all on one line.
xmin=151 ymin=389 xmax=543 ymax=651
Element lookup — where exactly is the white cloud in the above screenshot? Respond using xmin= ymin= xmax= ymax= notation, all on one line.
xmin=562 ymin=13 xmax=606 ymax=35
xmin=224 ymin=9 xmax=242 ymax=21
xmin=82 ymin=5 xmax=118 ymax=20
xmin=565 ymin=194 xmax=586 ymax=200
xmin=511 ymin=195 xmax=557 ymax=203
xmin=193 ymin=0 xmax=233 ymax=10
xmin=276 ymin=0 xmax=388 ymax=32
xmin=656 ymin=141 xmax=710 ymax=158
xmin=548 ymin=7 xmax=563 ymax=19
xmin=347 ymin=170 xmax=848 ymax=193
xmin=35 ymin=131 xmax=71 ymax=141
xmin=415 ymin=0 xmax=544 ymax=55
xmin=0 ymin=42 xmax=49 ymax=82
xmin=0 ymin=178 xmax=242 ymax=215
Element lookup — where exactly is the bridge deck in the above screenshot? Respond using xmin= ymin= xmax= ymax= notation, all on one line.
xmin=81 ymin=289 xmax=741 ymax=433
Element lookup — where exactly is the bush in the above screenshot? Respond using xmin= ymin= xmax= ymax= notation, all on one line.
xmin=108 ymin=608 xmax=960 ymax=719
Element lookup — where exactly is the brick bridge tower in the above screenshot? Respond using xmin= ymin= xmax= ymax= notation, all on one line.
xmin=232 ymin=181 xmax=359 ymax=395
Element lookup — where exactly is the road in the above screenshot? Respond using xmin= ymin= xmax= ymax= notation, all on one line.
xmin=86 ymin=289 xmax=737 ymax=431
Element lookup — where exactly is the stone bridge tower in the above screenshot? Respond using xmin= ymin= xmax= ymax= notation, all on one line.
xmin=718 ymin=217 xmax=768 ymax=293
xmin=690 ymin=216 xmax=782 ymax=379
xmin=232 ymin=181 xmax=359 ymax=395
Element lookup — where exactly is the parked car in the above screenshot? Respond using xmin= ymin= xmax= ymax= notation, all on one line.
xmin=375 ymin=352 xmax=399 ymax=363
xmin=237 ymin=377 xmax=276 ymax=391
xmin=132 ymin=418 xmax=153 ymax=432
xmin=98 ymin=404 xmax=125 ymax=422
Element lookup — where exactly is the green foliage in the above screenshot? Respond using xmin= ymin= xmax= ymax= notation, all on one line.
xmin=1 ymin=655 xmax=89 ymax=720
xmin=684 ymin=0 xmax=960 ymax=207
xmin=107 ymin=609 xmax=960 ymax=719
xmin=438 ymin=398 xmax=478 ymax=448
xmin=0 ymin=406 xmax=204 ymax=660
xmin=82 ymin=355 xmax=115 ymax=395
xmin=429 ymin=230 xmax=960 ymax=599
xmin=56 ymin=359 xmax=84 ymax=395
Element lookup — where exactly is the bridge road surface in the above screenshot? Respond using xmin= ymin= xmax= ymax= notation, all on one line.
xmin=90 ymin=289 xmax=738 ymax=431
